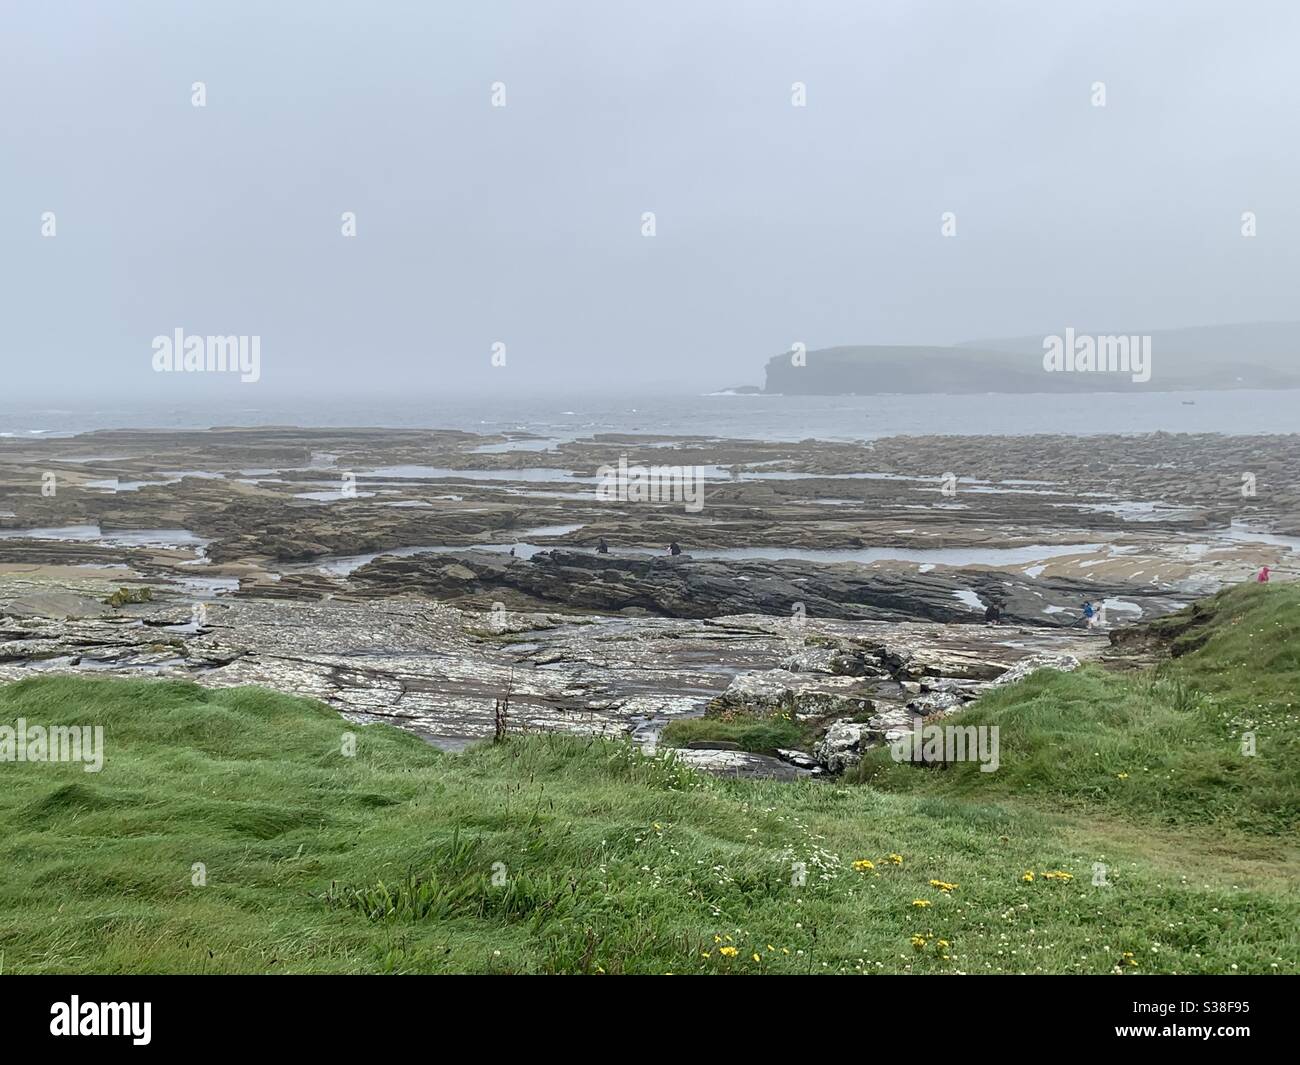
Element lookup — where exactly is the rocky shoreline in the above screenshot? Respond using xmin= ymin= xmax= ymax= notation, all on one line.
xmin=349 ymin=547 xmax=1189 ymax=625
xmin=1 ymin=426 xmax=1294 ymax=776
xmin=0 ymin=585 xmax=1103 ymax=775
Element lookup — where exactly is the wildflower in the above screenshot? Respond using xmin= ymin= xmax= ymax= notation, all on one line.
xmin=853 ymin=859 xmax=875 ymax=872
xmin=910 ymin=935 xmax=928 ymax=949
xmin=887 ymin=853 xmax=903 ymax=865
xmin=752 ymin=953 xmax=761 ymax=963
xmin=1022 ymin=871 xmax=1035 ymax=882
xmin=719 ymin=946 xmax=738 ymax=958
xmin=1117 ymin=773 xmax=1129 ymax=780
xmin=930 ymin=879 xmax=958 ymax=892
xmin=1043 ymin=870 xmax=1074 ymax=881
xmin=713 ymin=934 xmax=722 ymax=943
xmin=912 ymin=899 xmax=932 ymax=908
xmin=937 ymin=939 xmax=950 ymax=949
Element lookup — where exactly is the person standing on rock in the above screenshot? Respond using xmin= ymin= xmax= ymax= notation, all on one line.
xmin=1257 ymin=565 xmax=1271 ymax=583
xmin=984 ymin=601 xmax=1002 ymax=625
xmin=668 ymin=541 xmax=681 ymax=556
xmin=597 ymin=538 xmax=609 ymax=554
xmin=1081 ymin=600 xmax=1096 ymax=628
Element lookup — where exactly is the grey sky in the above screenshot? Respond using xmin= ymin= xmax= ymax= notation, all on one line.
xmin=3 ymin=0 xmax=1297 ymax=400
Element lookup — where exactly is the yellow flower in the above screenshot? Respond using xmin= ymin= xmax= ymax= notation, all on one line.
xmin=1043 ymin=870 xmax=1074 ymax=881
xmin=911 ymin=899 xmax=932 ymax=908
xmin=701 ymin=952 xmax=711 ymax=958
xmin=887 ymin=853 xmax=903 ymax=865
xmin=719 ymin=946 xmax=738 ymax=957
xmin=937 ymin=939 xmax=951 ymax=949
xmin=853 ymin=859 xmax=875 ymax=872
xmin=1022 ymin=871 xmax=1035 ymax=882
xmin=752 ymin=953 xmax=761 ymax=963
xmin=929 ymin=879 xmax=958 ymax=892
xmin=910 ymin=935 xmax=928 ymax=949
xmin=713 ymin=934 xmax=721 ymax=943
xmin=1117 ymin=773 xmax=1129 ymax=780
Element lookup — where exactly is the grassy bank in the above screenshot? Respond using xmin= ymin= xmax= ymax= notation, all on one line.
xmin=0 ymin=584 xmax=1296 ymax=974
xmin=855 ymin=583 xmax=1299 ymax=836
xmin=659 ymin=710 xmax=809 ymax=755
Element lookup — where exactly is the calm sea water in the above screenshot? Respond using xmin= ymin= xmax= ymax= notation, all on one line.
xmin=2 ymin=390 xmax=1296 ymax=441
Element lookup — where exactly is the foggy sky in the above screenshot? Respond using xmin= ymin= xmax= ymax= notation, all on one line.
xmin=3 ymin=0 xmax=1298 ymax=401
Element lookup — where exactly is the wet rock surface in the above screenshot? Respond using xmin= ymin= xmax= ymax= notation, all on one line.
xmin=664 ymin=748 xmax=807 ymax=780
xmin=350 ymin=547 xmax=1190 ymax=626
xmin=1 ymin=425 xmax=1294 ymax=778
xmin=0 ymin=569 xmax=1106 ymax=775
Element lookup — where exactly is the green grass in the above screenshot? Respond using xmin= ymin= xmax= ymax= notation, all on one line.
xmin=0 ymin=583 xmax=1297 ymax=974
xmin=854 ymin=583 xmax=1299 ymax=836
xmin=659 ymin=713 xmax=809 ymax=755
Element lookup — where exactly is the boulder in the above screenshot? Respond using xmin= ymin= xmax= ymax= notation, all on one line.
xmin=896 ymin=647 xmax=1010 ymax=681
xmin=776 ymin=747 xmax=820 ymax=770
xmin=989 ymin=653 xmax=1080 ymax=687
xmin=709 ymin=669 xmax=803 ymax=712
xmin=779 ymin=648 xmax=839 ymax=673
xmin=829 ymin=649 xmax=889 ymax=677
xmin=813 ymin=720 xmax=871 ymax=773
xmin=709 ymin=669 xmax=874 ymax=719
xmin=922 ymin=676 xmax=988 ymax=696
xmin=666 ymin=748 xmax=805 ymax=780
xmin=865 ymin=704 xmax=915 ymax=733
xmin=907 ymin=690 xmax=965 ymax=716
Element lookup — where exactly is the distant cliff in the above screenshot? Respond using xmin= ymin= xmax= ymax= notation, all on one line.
xmin=764 ymin=346 xmax=1049 ymax=395
xmin=763 ymin=323 xmax=1300 ymax=394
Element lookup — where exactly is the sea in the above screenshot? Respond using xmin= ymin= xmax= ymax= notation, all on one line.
xmin=0 ymin=390 xmax=1296 ymax=442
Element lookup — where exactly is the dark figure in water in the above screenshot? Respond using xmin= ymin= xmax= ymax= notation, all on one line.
xmin=984 ymin=602 xmax=1001 ymax=625
xmin=668 ymin=541 xmax=682 ymax=556
xmin=597 ymin=538 xmax=609 ymax=554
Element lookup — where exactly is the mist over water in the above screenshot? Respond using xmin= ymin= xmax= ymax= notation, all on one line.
xmin=2 ymin=390 xmax=1295 ymax=442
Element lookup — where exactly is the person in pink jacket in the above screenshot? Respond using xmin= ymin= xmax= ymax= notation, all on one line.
xmin=1257 ymin=565 xmax=1271 ymax=582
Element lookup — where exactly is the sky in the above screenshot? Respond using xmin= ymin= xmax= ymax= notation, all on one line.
xmin=2 ymin=0 xmax=1298 ymax=401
